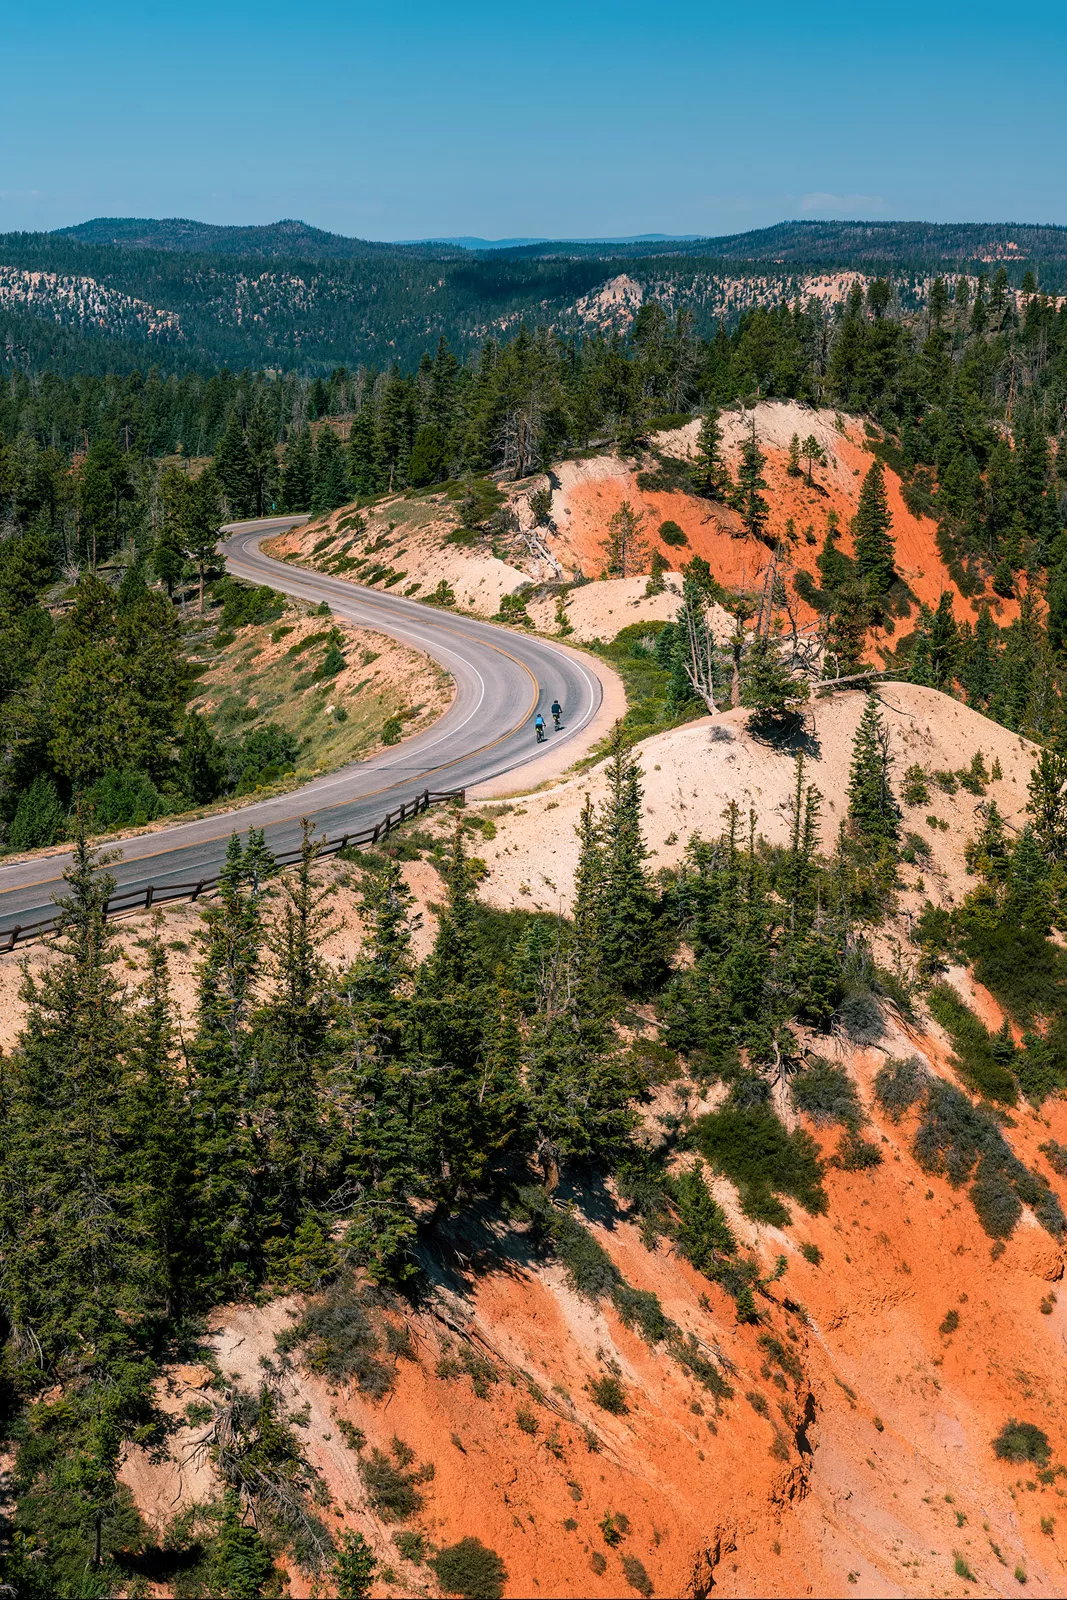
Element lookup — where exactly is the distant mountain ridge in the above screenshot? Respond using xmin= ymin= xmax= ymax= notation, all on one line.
xmin=1 ymin=215 xmax=1065 ymax=379
xmin=51 ymin=215 xmax=1067 ymax=266
xmin=53 ymin=216 xmax=451 ymax=260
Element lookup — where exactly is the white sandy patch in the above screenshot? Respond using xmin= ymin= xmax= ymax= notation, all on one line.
xmin=471 ymin=683 xmax=1036 ymax=916
xmin=654 ymin=401 xmax=864 ymax=497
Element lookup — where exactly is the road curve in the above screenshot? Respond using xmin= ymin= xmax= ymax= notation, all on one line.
xmin=0 ymin=517 xmax=605 ymax=935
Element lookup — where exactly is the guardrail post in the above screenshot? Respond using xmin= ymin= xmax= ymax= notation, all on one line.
xmin=6 ymin=925 xmax=19 ymax=952
xmin=145 ymin=886 xmax=154 ymax=910
xmin=372 ymin=822 xmax=380 ymax=843
xmin=190 ymin=881 xmax=204 ymax=901
xmin=340 ymin=834 xmax=348 ymax=851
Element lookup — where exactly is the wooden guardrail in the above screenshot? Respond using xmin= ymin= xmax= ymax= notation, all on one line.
xmin=0 ymin=787 xmax=465 ymax=952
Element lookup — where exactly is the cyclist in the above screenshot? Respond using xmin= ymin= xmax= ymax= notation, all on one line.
xmin=534 ymin=712 xmax=546 ymax=743
xmin=551 ymin=699 xmax=563 ymax=730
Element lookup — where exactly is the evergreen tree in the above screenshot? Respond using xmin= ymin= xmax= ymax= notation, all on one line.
xmin=334 ymin=1531 xmax=377 ymax=1600
xmin=800 ymin=434 xmax=828 ymax=486
xmin=853 ymin=459 xmax=895 ymax=593
xmin=253 ymin=823 xmax=335 ymax=1233
xmin=348 ymin=404 xmax=381 ymax=497
xmin=0 ymin=835 xmax=166 ymax=1364
xmin=183 ymin=466 xmax=223 ymax=614
xmin=7 ymin=774 xmax=65 ymax=850
xmin=692 ymin=407 xmax=730 ymax=499
xmin=781 ymin=753 xmax=822 ymax=933
xmin=415 ymin=826 xmax=521 ymax=1204
xmin=280 ymin=427 xmax=315 ymax=514
xmin=571 ymin=794 xmax=608 ymax=1005
xmin=176 ymin=711 xmax=227 ymax=804
xmin=214 ymin=412 xmax=256 ymax=518
xmin=926 ymin=592 xmax=959 ymax=689
xmin=0 ymin=837 xmax=169 ymax=1575
xmin=185 ymin=834 xmax=266 ymax=1298
xmin=595 ymin=726 xmax=662 ymax=995
xmin=312 ymin=425 xmax=350 ymax=514
xmin=961 ymin=603 xmax=1000 ymax=706
xmin=246 ymin=404 xmax=279 ymax=517
xmin=735 ymin=421 xmax=769 ymax=542
xmin=600 ymin=500 xmax=649 ymax=578
xmin=336 ymin=860 xmax=421 ymax=1282
xmin=126 ymin=923 xmax=183 ymax=1314
xmin=741 ymin=636 xmax=808 ymax=731
xmin=1026 ymin=749 xmax=1067 ymax=864
xmin=209 ymin=1492 xmax=276 ymax=1599
xmin=846 ymin=694 xmax=900 ymax=849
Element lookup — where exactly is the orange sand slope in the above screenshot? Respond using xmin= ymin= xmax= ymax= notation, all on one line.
xmin=550 ymin=401 xmax=1018 ymax=632
xmin=116 ymin=687 xmax=1067 ymax=1600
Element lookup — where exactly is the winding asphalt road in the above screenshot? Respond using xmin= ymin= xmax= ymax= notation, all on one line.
xmin=0 ymin=517 xmax=604 ymax=937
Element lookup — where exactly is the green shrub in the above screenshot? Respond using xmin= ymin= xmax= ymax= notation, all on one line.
xmin=600 ymin=1511 xmax=630 ymax=1546
xmin=612 ymin=1284 xmax=667 ymax=1344
xmin=940 ymin=1309 xmax=959 ymax=1335
xmin=911 ymin=1081 xmax=1064 ymax=1239
xmin=1039 ymin=1139 xmax=1067 ymax=1178
xmin=587 ymin=1374 xmax=629 ymax=1414
xmin=213 ymin=574 xmax=285 ymax=629
xmin=287 ymin=628 xmax=333 ymax=655
xmin=622 ymin=1552 xmax=654 ymax=1596
xmin=334 ymin=1530 xmax=376 ymax=1598
xmin=958 ymin=916 xmax=1067 ymax=1030
xmin=553 ymin=1213 xmax=622 ymax=1300
xmin=658 ymin=519 xmax=688 ymax=547
xmin=834 ymin=1131 xmax=884 ymax=1171
xmin=360 ymin=1446 xmax=424 ymax=1521
xmin=393 ymin=1530 xmax=426 ymax=1564
xmin=229 ymin=722 xmax=299 ymax=793
xmin=926 ymin=984 xmax=1018 ymax=1103
xmin=316 ymin=642 xmax=345 ymax=678
xmin=873 ymin=1056 xmax=928 ymax=1119
xmin=82 ymin=767 xmax=164 ymax=829
xmin=283 ymin=1277 xmax=392 ymax=1396
xmin=7 ymin=774 xmax=65 ymax=850
xmin=800 ymin=1241 xmax=822 ymax=1266
xmin=836 ymin=989 xmax=884 ymax=1044
xmin=992 ymin=1421 xmax=1050 ymax=1468
xmin=432 ymin=1536 xmax=507 ymax=1599
xmin=495 ymin=591 xmax=532 ymax=624
xmin=791 ymin=1059 xmax=862 ymax=1128
xmin=693 ymin=1098 xmax=827 ymax=1223
xmin=901 ymin=830 xmax=932 ymax=864
xmin=382 ymin=715 xmax=404 ymax=745
xmin=901 ymin=763 xmax=930 ymax=805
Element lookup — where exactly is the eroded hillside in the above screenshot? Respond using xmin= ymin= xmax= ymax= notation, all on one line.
xmin=268 ymin=401 xmax=1018 ymax=663
xmin=21 ymin=681 xmax=1060 ymax=1599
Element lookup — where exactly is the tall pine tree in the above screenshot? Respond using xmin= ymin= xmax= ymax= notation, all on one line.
xmin=853 ymin=459 xmax=895 ymax=593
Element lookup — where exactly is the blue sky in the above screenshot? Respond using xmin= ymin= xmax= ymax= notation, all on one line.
xmin=3 ymin=0 xmax=1066 ymax=239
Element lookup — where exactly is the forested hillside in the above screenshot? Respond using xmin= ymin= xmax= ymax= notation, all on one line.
xmin=6 ymin=212 xmax=1067 ymax=1596
xmin=2 ymin=217 xmax=1067 ymax=377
